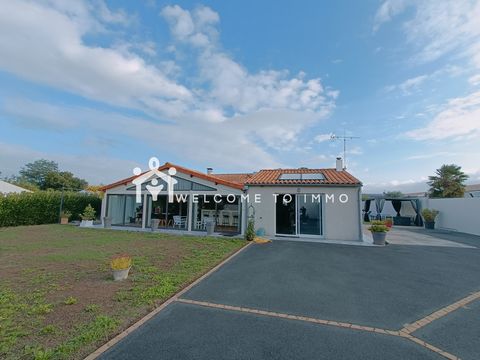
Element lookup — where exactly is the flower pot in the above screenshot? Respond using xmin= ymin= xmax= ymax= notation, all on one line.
xmin=60 ymin=217 xmax=69 ymax=225
xmin=151 ymin=219 xmax=160 ymax=230
xmin=371 ymin=231 xmax=387 ymax=246
xmin=80 ymin=220 xmax=93 ymax=227
xmin=112 ymin=267 xmax=131 ymax=281
xmin=103 ymin=217 xmax=112 ymax=228
xmin=424 ymin=221 xmax=435 ymax=230
xmin=205 ymin=220 xmax=215 ymax=235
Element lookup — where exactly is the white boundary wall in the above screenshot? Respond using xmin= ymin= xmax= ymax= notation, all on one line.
xmin=421 ymin=197 xmax=480 ymax=236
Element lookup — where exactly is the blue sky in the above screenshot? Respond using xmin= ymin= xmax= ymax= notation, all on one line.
xmin=1 ymin=0 xmax=480 ymax=192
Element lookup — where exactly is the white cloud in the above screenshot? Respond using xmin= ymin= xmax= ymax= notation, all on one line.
xmin=405 ymin=91 xmax=480 ymax=140
xmin=314 ymin=133 xmax=333 ymax=143
xmin=0 ymin=0 xmax=191 ymax=116
xmin=373 ymin=0 xmax=408 ymax=32
xmin=374 ymin=0 xmax=480 ymax=68
xmin=0 ymin=1 xmax=337 ymax=172
xmin=469 ymin=74 xmax=480 ymax=86
xmin=385 ymin=74 xmax=428 ymax=95
xmin=405 ymin=152 xmax=458 ymax=160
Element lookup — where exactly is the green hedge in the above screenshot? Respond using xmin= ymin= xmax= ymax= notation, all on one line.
xmin=0 ymin=191 xmax=102 ymax=227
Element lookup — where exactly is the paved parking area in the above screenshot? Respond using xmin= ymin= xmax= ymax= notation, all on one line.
xmin=363 ymin=225 xmax=476 ymax=248
xmin=99 ymin=229 xmax=480 ymax=360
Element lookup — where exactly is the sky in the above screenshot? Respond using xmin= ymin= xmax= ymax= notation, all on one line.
xmin=1 ymin=0 xmax=480 ymax=192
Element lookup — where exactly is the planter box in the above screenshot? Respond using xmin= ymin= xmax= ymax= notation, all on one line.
xmin=205 ymin=220 xmax=215 ymax=235
xmin=60 ymin=217 xmax=69 ymax=225
xmin=424 ymin=221 xmax=435 ymax=229
xmin=80 ymin=220 xmax=94 ymax=227
xmin=151 ymin=219 xmax=160 ymax=230
xmin=113 ymin=267 xmax=131 ymax=281
xmin=103 ymin=217 xmax=112 ymax=228
xmin=371 ymin=231 xmax=387 ymax=246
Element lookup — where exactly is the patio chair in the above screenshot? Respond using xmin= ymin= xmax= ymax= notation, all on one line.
xmin=196 ymin=219 xmax=206 ymax=230
xmin=173 ymin=215 xmax=187 ymax=229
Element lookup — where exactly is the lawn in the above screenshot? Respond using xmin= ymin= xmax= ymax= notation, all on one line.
xmin=0 ymin=225 xmax=245 ymax=360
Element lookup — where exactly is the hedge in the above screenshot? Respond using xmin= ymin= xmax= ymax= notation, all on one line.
xmin=0 ymin=191 xmax=102 ymax=227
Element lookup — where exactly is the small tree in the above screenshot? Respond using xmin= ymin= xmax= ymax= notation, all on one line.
xmin=81 ymin=204 xmax=96 ymax=221
xmin=19 ymin=159 xmax=58 ymax=189
xmin=245 ymin=219 xmax=255 ymax=241
xmin=427 ymin=164 xmax=468 ymax=198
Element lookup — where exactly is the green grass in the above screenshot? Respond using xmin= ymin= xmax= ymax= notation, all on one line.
xmin=0 ymin=224 xmax=245 ymax=359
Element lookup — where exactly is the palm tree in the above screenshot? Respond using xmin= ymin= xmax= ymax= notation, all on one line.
xmin=427 ymin=164 xmax=468 ymax=198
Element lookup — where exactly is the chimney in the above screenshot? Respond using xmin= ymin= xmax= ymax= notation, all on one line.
xmin=335 ymin=157 xmax=343 ymax=171
xmin=206 ymin=167 xmax=213 ymax=175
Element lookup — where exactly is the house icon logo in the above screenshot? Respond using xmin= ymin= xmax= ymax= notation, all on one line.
xmin=132 ymin=157 xmax=177 ymax=203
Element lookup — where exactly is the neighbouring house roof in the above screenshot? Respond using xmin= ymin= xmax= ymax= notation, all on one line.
xmin=0 ymin=180 xmax=32 ymax=194
xmin=100 ymin=162 xmax=245 ymax=191
xmin=466 ymin=183 xmax=480 ymax=192
xmin=245 ymin=168 xmax=361 ymax=186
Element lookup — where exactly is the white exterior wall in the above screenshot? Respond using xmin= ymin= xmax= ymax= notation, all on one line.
xmin=246 ymin=185 xmax=362 ymax=241
xmin=421 ymin=197 xmax=480 ymax=236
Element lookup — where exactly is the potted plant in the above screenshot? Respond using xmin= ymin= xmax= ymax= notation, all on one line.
xmin=151 ymin=218 xmax=160 ymax=230
xmin=80 ymin=204 xmax=96 ymax=227
xmin=368 ymin=220 xmax=389 ymax=245
xmin=103 ymin=216 xmax=112 ymax=228
xmin=245 ymin=219 xmax=255 ymax=241
xmin=111 ymin=255 xmax=132 ymax=281
xmin=60 ymin=210 xmax=71 ymax=225
xmin=421 ymin=208 xmax=439 ymax=229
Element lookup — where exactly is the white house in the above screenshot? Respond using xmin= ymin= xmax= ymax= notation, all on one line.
xmin=100 ymin=158 xmax=363 ymax=242
xmin=0 ymin=180 xmax=32 ymax=195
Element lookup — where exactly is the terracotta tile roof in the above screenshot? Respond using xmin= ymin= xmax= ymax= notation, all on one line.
xmin=245 ymin=168 xmax=361 ymax=186
xmin=211 ymin=173 xmax=254 ymax=186
xmin=101 ymin=162 xmax=244 ymax=191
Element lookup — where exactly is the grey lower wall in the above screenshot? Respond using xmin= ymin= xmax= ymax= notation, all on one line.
xmin=421 ymin=197 xmax=480 ymax=236
xmin=246 ymin=186 xmax=362 ymax=241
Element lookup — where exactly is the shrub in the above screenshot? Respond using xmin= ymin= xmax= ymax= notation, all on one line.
xmin=111 ymin=255 xmax=132 ymax=270
xmin=421 ymin=208 xmax=439 ymax=222
xmin=80 ymin=204 xmax=96 ymax=221
xmin=0 ymin=191 xmax=101 ymax=227
xmin=368 ymin=220 xmax=389 ymax=233
xmin=60 ymin=210 xmax=72 ymax=218
xmin=245 ymin=219 xmax=255 ymax=241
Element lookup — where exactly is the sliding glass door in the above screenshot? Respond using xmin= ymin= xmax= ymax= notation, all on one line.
xmin=275 ymin=194 xmax=322 ymax=236
xmin=298 ymin=194 xmax=322 ymax=236
xmin=275 ymin=194 xmax=296 ymax=235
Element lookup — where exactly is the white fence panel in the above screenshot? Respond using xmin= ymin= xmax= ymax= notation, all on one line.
xmin=421 ymin=197 xmax=480 ymax=236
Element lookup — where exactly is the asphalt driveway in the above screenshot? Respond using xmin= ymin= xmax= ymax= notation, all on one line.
xmin=99 ymin=230 xmax=480 ymax=360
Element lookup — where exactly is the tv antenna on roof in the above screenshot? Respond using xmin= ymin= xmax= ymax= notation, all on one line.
xmin=330 ymin=131 xmax=360 ymax=170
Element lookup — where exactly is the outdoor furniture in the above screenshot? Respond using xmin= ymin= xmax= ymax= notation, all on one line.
xmin=173 ymin=215 xmax=187 ymax=229
xmin=393 ymin=216 xmax=412 ymax=226
xmin=222 ymin=215 xmax=230 ymax=226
